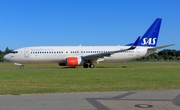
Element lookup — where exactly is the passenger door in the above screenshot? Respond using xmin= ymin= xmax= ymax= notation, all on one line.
xmin=24 ymin=48 xmax=29 ymax=57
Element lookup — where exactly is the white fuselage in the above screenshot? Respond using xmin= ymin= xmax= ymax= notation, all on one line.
xmin=4 ymin=46 xmax=155 ymax=64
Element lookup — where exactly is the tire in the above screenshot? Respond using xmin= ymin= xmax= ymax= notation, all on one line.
xmin=89 ymin=64 xmax=95 ymax=68
xmin=83 ymin=63 xmax=88 ymax=68
xmin=20 ymin=65 xmax=24 ymax=69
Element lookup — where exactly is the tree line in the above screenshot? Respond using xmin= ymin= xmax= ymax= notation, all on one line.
xmin=0 ymin=47 xmax=180 ymax=62
xmin=0 ymin=47 xmax=13 ymax=62
xmin=136 ymin=49 xmax=180 ymax=61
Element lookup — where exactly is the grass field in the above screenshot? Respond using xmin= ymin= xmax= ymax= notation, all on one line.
xmin=0 ymin=62 xmax=180 ymax=95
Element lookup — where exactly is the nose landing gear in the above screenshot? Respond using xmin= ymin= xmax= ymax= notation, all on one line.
xmin=14 ymin=63 xmax=24 ymax=69
xmin=20 ymin=65 xmax=24 ymax=69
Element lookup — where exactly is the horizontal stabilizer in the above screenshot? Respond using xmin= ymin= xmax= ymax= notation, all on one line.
xmin=148 ymin=44 xmax=175 ymax=50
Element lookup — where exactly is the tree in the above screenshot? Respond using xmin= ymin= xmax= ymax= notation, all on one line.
xmin=5 ymin=47 xmax=13 ymax=53
xmin=135 ymin=49 xmax=180 ymax=61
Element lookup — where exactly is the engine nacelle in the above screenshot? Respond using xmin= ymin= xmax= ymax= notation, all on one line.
xmin=66 ymin=57 xmax=84 ymax=66
xmin=59 ymin=63 xmax=66 ymax=66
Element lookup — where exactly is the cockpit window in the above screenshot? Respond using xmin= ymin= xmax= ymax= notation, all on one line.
xmin=11 ymin=51 xmax=18 ymax=54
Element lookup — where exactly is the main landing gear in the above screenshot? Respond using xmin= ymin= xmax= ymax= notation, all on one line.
xmin=83 ymin=63 xmax=95 ymax=68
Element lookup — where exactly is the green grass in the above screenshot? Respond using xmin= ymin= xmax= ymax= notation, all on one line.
xmin=0 ymin=62 xmax=180 ymax=95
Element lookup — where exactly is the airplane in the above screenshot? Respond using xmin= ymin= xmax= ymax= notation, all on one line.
xmin=3 ymin=18 xmax=174 ymax=69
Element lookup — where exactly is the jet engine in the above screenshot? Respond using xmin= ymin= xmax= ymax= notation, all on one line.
xmin=58 ymin=63 xmax=66 ymax=66
xmin=66 ymin=57 xmax=84 ymax=66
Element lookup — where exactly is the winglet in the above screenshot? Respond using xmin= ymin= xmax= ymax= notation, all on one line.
xmin=129 ymin=36 xmax=140 ymax=50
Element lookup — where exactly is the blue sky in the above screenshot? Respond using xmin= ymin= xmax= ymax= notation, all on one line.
xmin=0 ymin=0 xmax=179 ymax=51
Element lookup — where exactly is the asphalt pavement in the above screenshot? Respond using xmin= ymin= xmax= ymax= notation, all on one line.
xmin=0 ymin=90 xmax=180 ymax=110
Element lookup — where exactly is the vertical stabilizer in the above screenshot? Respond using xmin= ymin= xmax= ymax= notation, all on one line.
xmin=138 ymin=18 xmax=162 ymax=47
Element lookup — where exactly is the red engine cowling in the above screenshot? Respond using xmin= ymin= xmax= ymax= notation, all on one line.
xmin=66 ymin=57 xmax=84 ymax=66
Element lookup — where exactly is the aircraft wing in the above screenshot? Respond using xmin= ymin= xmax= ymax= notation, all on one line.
xmin=82 ymin=37 xmax=140 ymax=61
xmin=148 ymin=44 xmax=175 ymax=50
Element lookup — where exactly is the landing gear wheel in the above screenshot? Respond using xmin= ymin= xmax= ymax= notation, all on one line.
xmin=20 ymin=65 xmax=24 ymax=69
xmin=89 ymin=64 xmax=95 ymax=68
xmin=83 ymin=63 xmax=88 ymax=68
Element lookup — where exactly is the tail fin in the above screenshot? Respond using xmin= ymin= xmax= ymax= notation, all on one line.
xmin=137 ymin=18 xmax=162 ymax=47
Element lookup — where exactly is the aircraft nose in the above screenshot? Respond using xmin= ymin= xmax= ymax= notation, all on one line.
xmin=3 ymin=54 xmax=10 ymax=60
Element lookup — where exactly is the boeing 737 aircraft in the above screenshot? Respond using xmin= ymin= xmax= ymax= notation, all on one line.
xmin=4 ymin=18 xmax=174 ymax=69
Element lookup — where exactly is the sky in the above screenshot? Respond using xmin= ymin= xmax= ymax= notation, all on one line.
xmin=0 ymin=0 xmax=180 ymax=51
